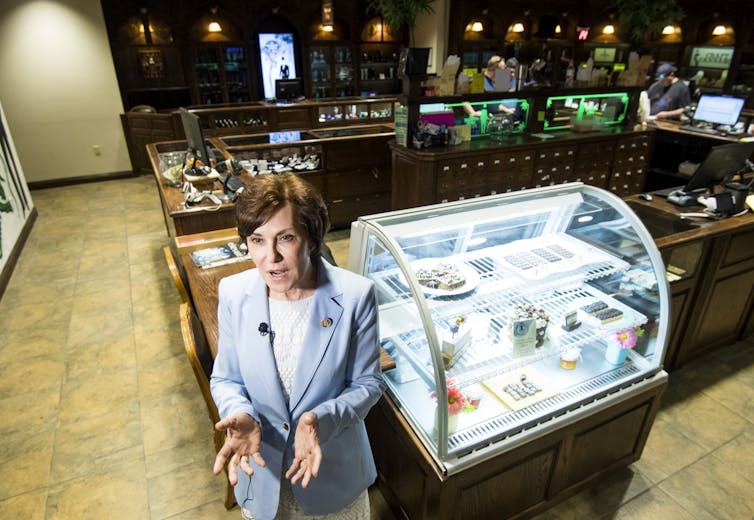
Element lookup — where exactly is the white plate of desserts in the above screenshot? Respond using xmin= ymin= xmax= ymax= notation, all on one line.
xmin=403 ymin=258 xmax=480 ymax=296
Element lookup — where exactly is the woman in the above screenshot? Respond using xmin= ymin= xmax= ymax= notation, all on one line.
xmin=211 ymin=173 xmax=385 ymax=519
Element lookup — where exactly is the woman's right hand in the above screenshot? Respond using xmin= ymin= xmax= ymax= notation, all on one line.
xmin=214 ymin=413 xmax=266 ymax=485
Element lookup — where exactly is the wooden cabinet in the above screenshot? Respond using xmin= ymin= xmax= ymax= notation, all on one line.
xmin=191 ymin=44 xmax=251 ymax=105
xmin=609 ymin=134 xmax=653 ymax=197
xmin=358 ymin=43 xmax=402 ymax=96
xmin=574 ymin=141 xmax=613 ymax=189
xmin=317 ymin=134 xmax=392 ymax=227
xmin=390 ymin=129 xmax=654 ymax=210
xmin=487 ymin=149 xmax=534 ymax=193
xmin=309 ymin=44 xmax=356 ymax=99
xmin=178 ymin=98 xmax=396 ymax=136
xmin=630 ymin=195 xmax=754 ymax=370
xmin=120 ymin=111 xmax=181 ymax=175
xmin=367 ymin=374 xmax=666 ymax=520
xmin=532 ymin=146 xmax=575 ymax=187
xmin=147 ymin=125 xmax=393 ymax=237
xmin=672 ymin=227 xmax=754 ymax=366
xmin=190 ymin=105 xmax=270 ymax=137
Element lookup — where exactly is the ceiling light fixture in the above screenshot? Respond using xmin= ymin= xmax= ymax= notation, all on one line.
xmin=322 ymin=0 xmax=334 ymax=32
xmin=208 ymin=7 xmax=222 ymax=33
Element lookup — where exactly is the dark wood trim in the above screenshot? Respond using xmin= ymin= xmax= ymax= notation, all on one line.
xmin=0 ymin=207 xmax=38 ymax=302
xmin=27 ymin=170 xmax=138 ymax=190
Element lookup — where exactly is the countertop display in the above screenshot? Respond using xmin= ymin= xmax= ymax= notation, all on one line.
xmin=350 ymin=183 xmax=669 ymax=517
xmin=147 ymin=123 xmax=394 ymax=236
xmin=350 ymin=182 xmax=668 ymax=462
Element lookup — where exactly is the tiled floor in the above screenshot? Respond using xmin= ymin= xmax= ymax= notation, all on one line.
xmin=0 ymin=175 xmax=752 ymax=519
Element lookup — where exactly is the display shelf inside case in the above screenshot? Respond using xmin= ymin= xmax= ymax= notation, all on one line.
xmin=349 ymin=183 xmax=669 ymax=469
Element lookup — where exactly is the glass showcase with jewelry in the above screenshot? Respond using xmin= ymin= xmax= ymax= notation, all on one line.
xmin=348 ymin=182 xmax=669 ymax=474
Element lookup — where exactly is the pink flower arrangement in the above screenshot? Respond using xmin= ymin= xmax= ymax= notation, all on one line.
xmin=612 ymin=325 xmax=645 ymax=349
xmin=447 ymin=385 xmax=468 ymax=415
xmin=432 ymin=379 xmax=470 ymax=416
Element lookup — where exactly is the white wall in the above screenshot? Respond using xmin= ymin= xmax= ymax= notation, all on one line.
xmin=0 ymin=0 xmax=130 ymax=183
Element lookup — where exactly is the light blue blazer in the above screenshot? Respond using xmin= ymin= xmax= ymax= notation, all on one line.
xmin=211 ymin=259 xmax=385 ymax=520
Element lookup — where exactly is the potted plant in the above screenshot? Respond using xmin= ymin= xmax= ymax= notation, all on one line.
xmin=612 ymin=0 xmax=684 ymax=43
xmin=366 ymin=0 xmax=435 ymax=47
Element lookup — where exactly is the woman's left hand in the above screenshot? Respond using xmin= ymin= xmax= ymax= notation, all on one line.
xmin=285 ymin=411 xmax=322 ymax=488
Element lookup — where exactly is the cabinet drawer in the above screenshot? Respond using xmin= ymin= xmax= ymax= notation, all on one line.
xmin=723 ymin=229 xmax=754 ymax=266
xmin=274 ymin=108 xmax=312 ymax=129
xmin=327 ymin=192 xmax=390 ymax=226
xmin=488 ymin=150 xmax=534 ymax=173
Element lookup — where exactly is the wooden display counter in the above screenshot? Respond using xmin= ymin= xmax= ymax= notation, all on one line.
xmin=124 ymin=97 xmax=397 ymax=174
xmin=391 ymin=126 xmax=654 ymax=209
xmin=148 ymin=123 xmax=394 ymax=237
xmin=368 ymin=373 xmax=666 ymax=519
xmin=624 ymin=193 xmax=754 ymax=369
xmin=645 ymin=119 xmax=754 ymax=192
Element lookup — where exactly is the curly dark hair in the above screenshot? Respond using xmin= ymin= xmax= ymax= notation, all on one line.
xmin=235 ymin=173 xmax=330 ymax=262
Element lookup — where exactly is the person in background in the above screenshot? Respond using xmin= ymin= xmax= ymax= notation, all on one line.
xmin=506 ymin=57 xmax=519 ymax=90
xmin=647 ymin=63 xmax=691 ymax=120
xmin=484 ymin=55 xmax=503 ymax=91
xmin=211 ymin=173 xmax=385 ymax=520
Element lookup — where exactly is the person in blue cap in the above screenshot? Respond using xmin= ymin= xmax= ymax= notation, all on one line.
xmin=647 ymin=63 xmax=691 ymax=120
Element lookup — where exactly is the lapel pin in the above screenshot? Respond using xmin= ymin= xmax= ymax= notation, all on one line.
xmin=321 ymin=317 xmax=333 ymax=328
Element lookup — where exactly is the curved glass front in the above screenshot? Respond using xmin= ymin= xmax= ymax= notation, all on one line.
xmin=350 ymin=183 xmax=669 ymax=470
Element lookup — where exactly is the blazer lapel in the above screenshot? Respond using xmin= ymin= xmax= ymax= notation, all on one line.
xmin=241 ymin=274 xmax=289 ymax=420
xmin=289 ymin=261 xmax=343 ymax=413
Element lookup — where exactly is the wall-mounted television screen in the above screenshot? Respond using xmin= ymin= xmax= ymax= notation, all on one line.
xmin=258 ymin=33 xmax=296 ymax=100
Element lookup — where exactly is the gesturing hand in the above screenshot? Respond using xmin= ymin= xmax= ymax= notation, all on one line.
xmin=214 ymin=413 xmax=266 ymax=485
xmin=285 ymin=411 xmax=322 ymax=488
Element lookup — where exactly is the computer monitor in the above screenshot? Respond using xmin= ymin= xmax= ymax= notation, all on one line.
xmin=178 ymin=108 xmax=210 ymax=165
xmin=275 ymin=78 xmax=303 ymax=101
xmin=683 ymin=141 xmax=754 ymax=192
xmin=691 ymin=95 xmax=745 ymax=127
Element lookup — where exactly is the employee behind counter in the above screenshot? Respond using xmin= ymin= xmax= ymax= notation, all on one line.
xmin=647 ymin=63 xmax=691 ymax=120
xmin=461 ymin=99 xmax=525 ymax=135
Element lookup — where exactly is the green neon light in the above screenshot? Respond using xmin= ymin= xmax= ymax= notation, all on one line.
xmin=543 ymin=92 xmax=629 ymax=131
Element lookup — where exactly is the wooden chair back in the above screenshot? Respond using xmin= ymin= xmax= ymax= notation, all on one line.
xmin=164 ymin=246 xmax=191 ymax=304
xmin=179 ymin=302 xmax=236 ymax=509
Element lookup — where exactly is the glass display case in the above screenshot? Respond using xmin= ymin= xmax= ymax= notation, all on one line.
xmin=316 ymin=100 xmax=394 ymax=125
xmin=309 ymin=44 xmax=355 ymax=99
xmin=418 ymin=98 xmax=531 ymax=138
xmin=193 ymin=44 xmax=251 ymax=105
xmin=349 ymin=183 xmax=669 ymax=474
xmin=544 ymin=92 xmax=629 ymax=131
